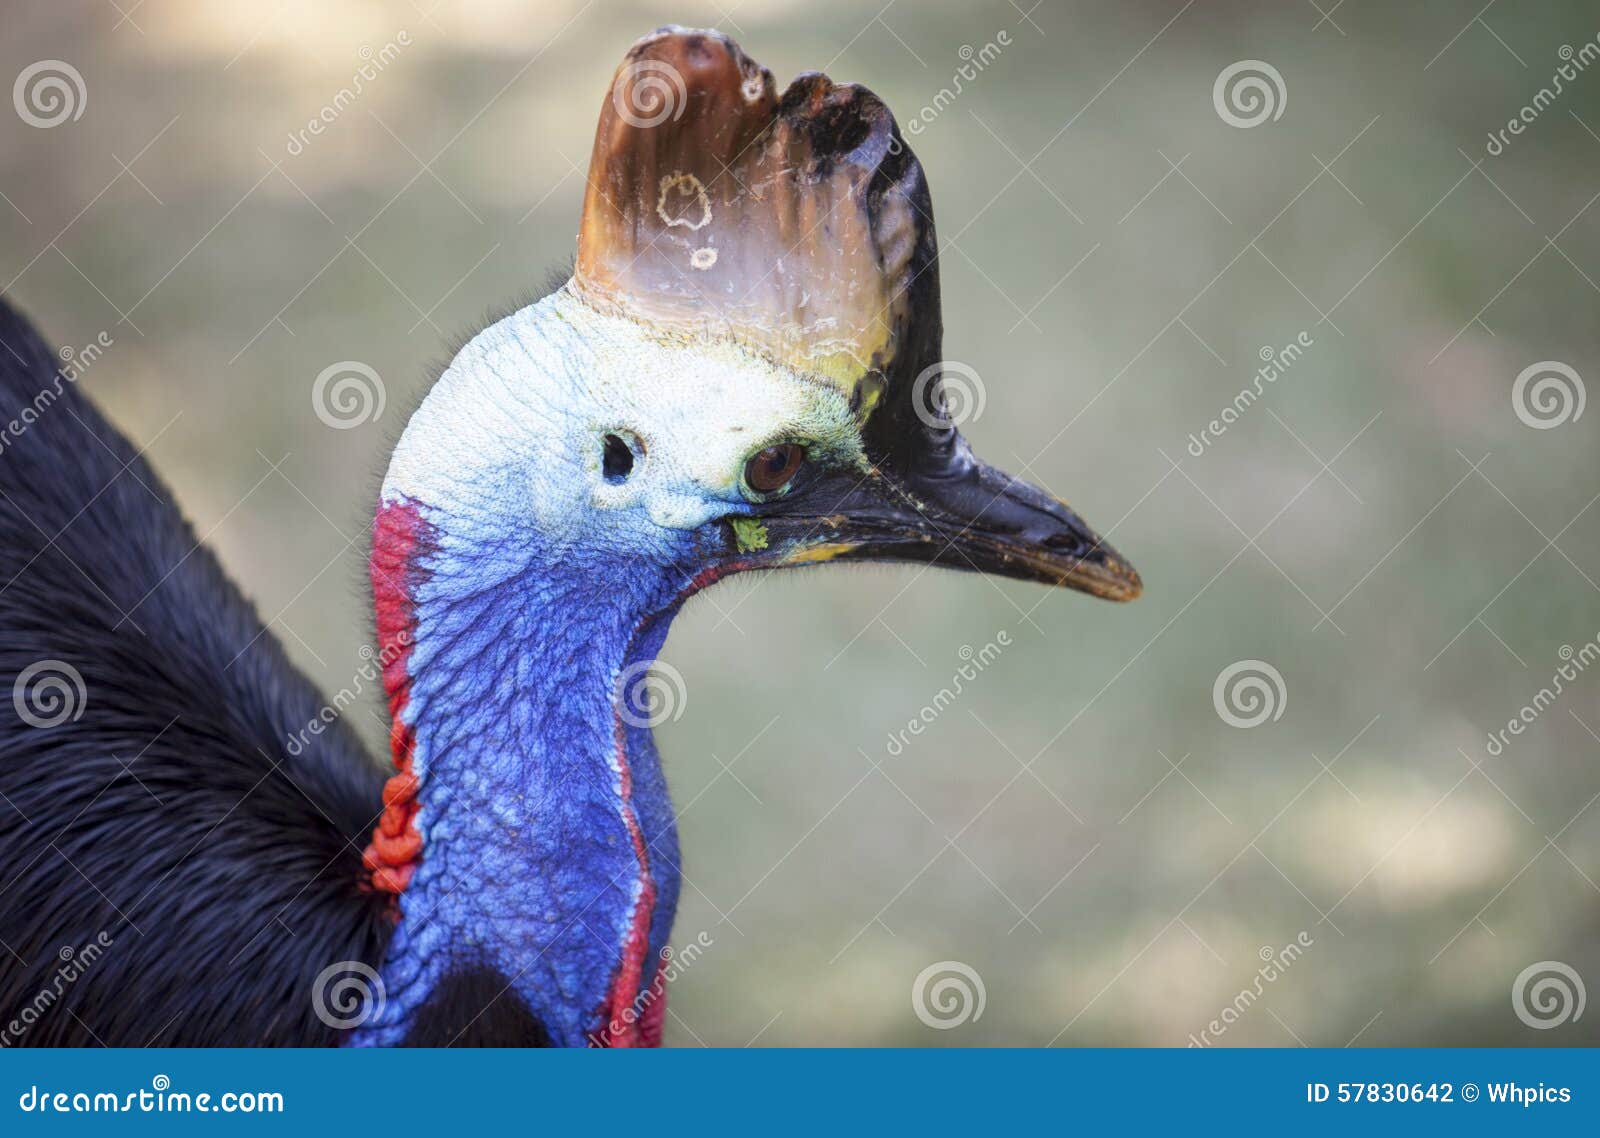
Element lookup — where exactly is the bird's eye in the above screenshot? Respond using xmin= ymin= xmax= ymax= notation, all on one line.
xmin=602 ymin=432 xmax=636 ymax=482
xmin=743 ymin=443 xmax=806 ymax=495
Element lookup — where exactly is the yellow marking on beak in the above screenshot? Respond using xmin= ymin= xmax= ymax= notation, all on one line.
xmin=780 ymin=541 xmax=856 ymax=565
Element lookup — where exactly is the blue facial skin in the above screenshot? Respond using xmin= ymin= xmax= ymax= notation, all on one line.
xmin=350 ymin=505 xmax=705 ymax=1048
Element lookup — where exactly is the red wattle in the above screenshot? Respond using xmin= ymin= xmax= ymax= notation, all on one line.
xmin=362 ymin=499 xmax=431 ymax=903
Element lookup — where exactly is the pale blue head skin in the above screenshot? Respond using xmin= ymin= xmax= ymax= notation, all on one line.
xmin=352 ymin=285 xmax=869 ymax=1046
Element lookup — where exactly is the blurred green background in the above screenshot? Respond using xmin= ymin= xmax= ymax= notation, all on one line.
xmin=3 ymin=0 xmax=1599 ymax=1045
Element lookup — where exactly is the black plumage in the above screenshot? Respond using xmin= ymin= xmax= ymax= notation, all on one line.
xmin=0 ymin=294 xmax=392 ymax=1046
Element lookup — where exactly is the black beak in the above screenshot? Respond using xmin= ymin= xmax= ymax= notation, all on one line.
xmin=745 ymin=425 xmax=1141 ymax=602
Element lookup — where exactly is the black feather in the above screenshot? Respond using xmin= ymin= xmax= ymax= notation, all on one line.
xmin=401 ymin=966 xmax=552 ymax=1047
xmin=0 ymin=295 xmax=392 ymax=1046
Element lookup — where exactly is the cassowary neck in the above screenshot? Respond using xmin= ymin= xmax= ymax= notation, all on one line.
xmin=353 ymin=498 xmax=684 ymax=1047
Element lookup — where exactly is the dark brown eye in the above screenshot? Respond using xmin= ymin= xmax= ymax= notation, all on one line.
xmin=743 ymin=443 xmax=806 ymax=494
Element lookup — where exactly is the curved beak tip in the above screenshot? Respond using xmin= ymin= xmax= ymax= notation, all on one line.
xmin=1096 ymin=557 xmax=1143 ymax=603
xmin=1036 ymin=536 xmax=1143 ymax=602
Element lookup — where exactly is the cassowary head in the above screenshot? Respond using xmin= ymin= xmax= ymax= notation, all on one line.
xmin=383 ymin=26 xmax=1139 ymax=622
xmin=361 ymin=25 xmax=1143 ymax=1049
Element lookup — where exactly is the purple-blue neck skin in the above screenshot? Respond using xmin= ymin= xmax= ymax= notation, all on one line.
xmin=348 ymin=286 xmax=869 ymax=1046
xmin=355 ymin=543 xmax=689 ymax=1047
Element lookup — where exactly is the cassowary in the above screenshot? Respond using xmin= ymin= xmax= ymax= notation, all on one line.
xmin=0 ymin=27 xmax=1139 ymax=1047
